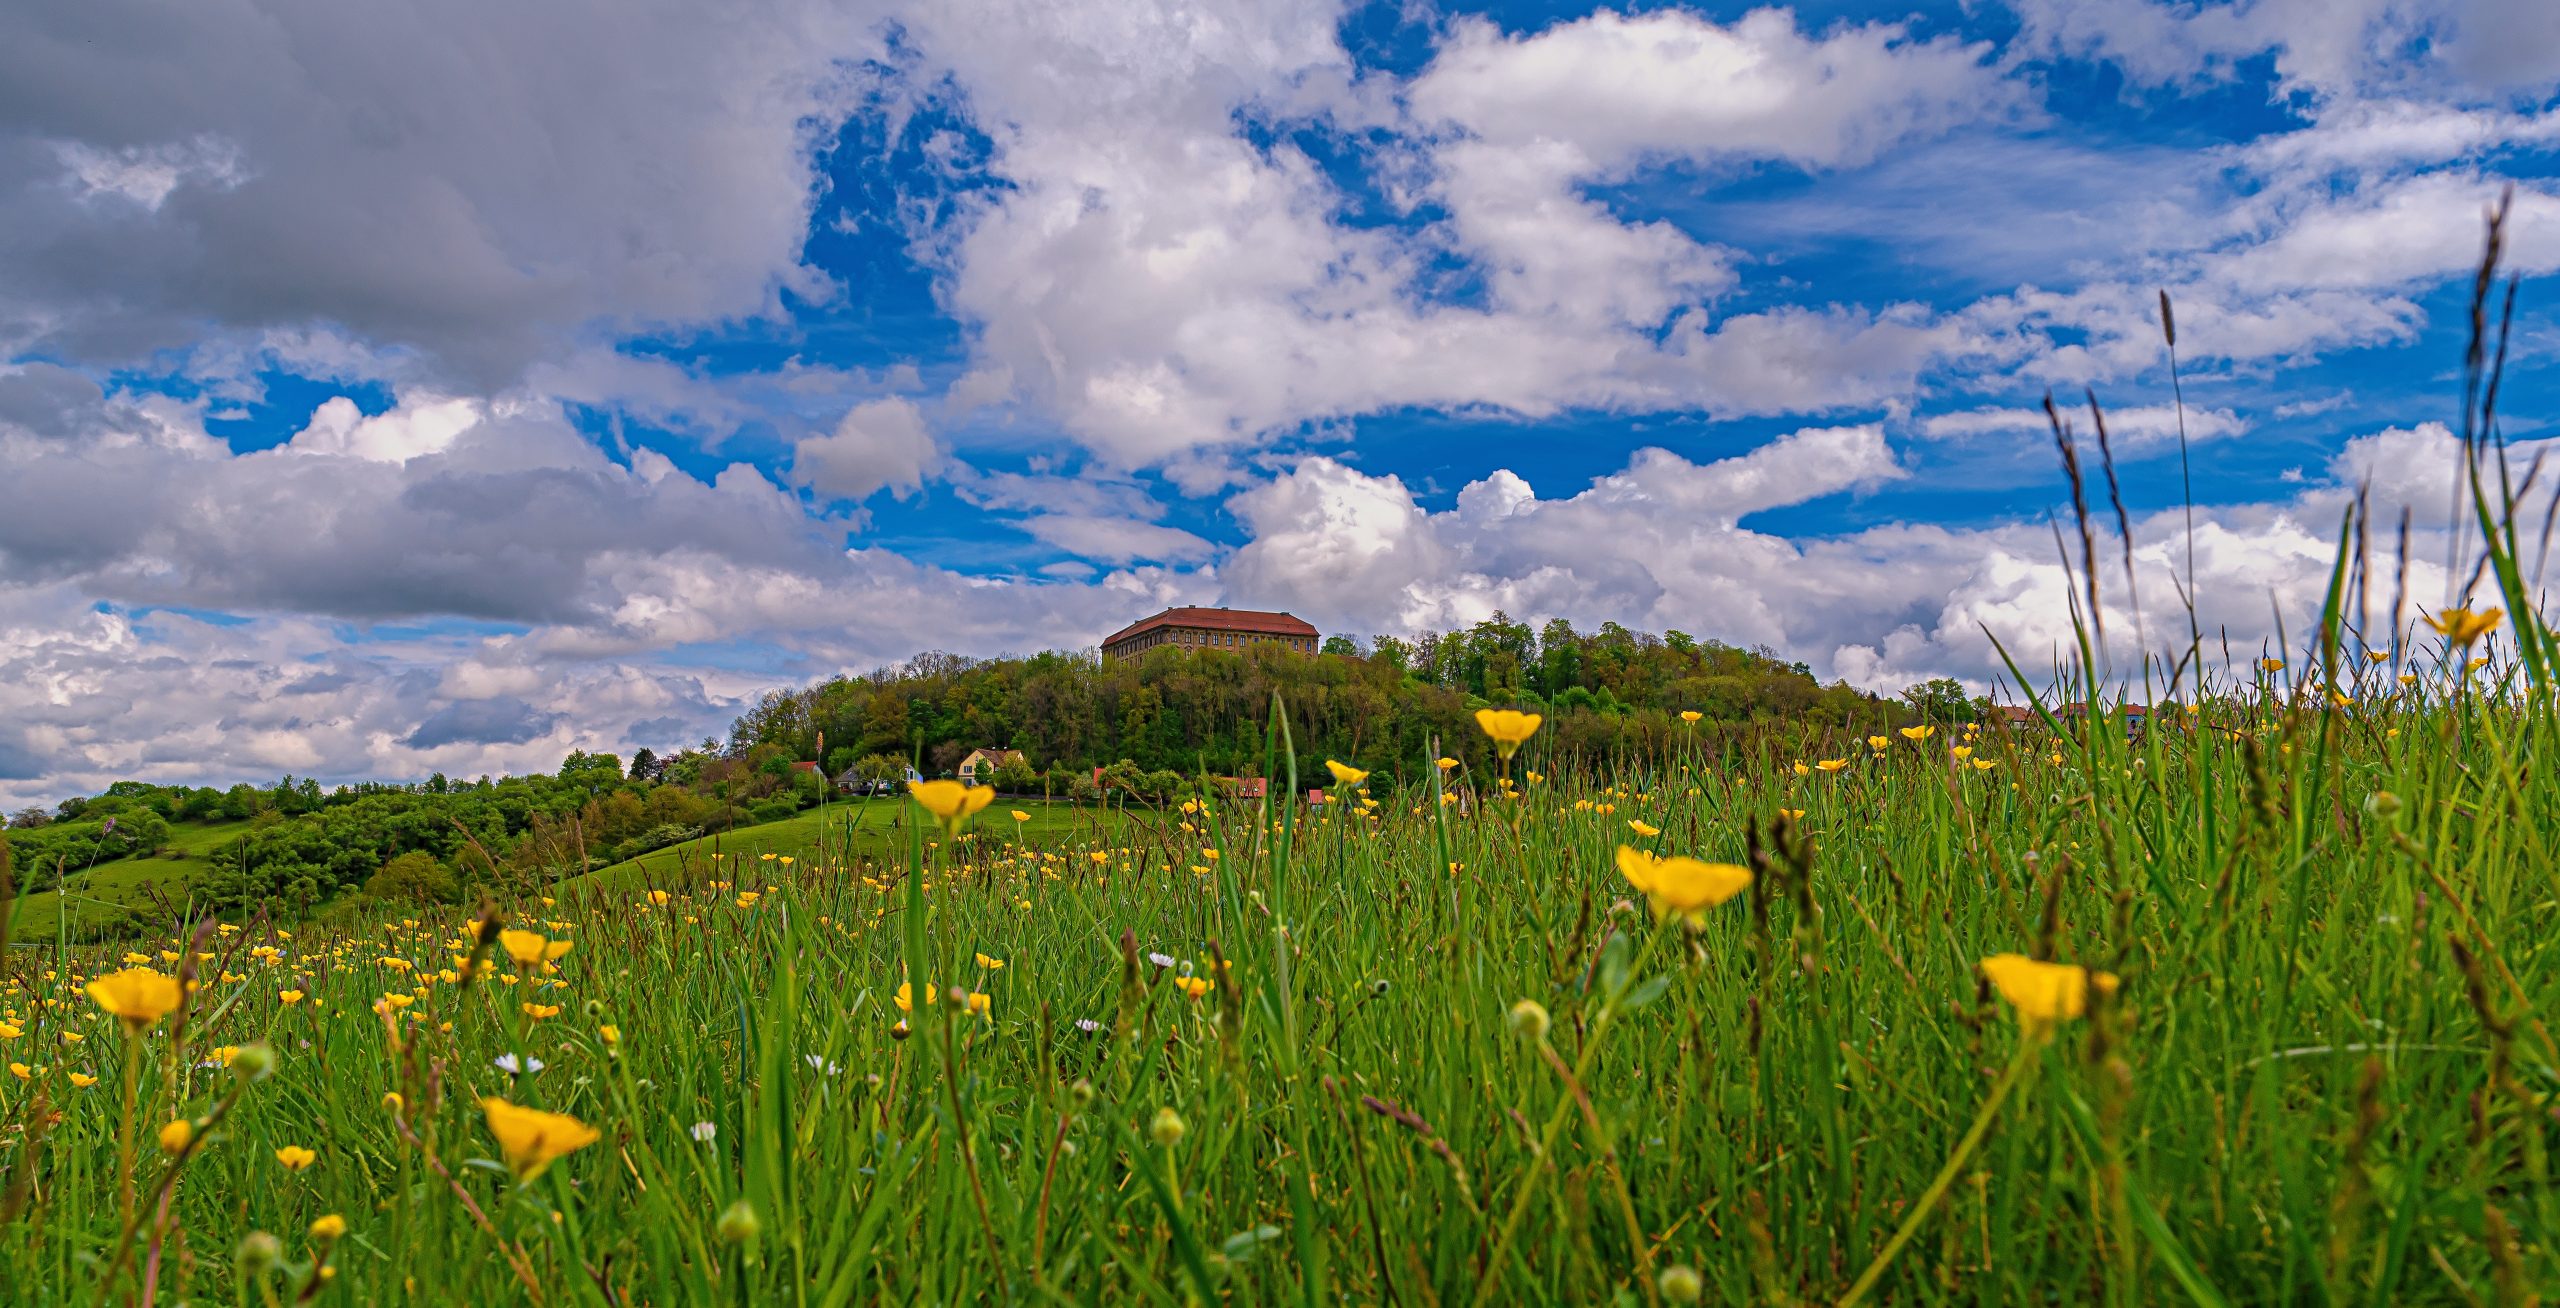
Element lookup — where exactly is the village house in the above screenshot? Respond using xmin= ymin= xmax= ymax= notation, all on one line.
xmin=956 ymin=748 xmax=1027 ymax=784
xmin=1100 ymin=606 xmax=1319 ymax=660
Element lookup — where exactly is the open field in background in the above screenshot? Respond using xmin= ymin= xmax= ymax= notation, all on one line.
xmin=6 ymin=674 xmax=2560 ymax=1304
xmin=6 ymin=802 xmax=1141 ymax=943
xmin=6 ymin=819 xmax=259 ymax=942
xmin=569 ymin=797 xmax=1138 ymax=891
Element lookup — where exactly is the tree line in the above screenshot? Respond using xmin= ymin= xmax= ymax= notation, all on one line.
xmin=726 ymin=613 xmax=1925 ymax=789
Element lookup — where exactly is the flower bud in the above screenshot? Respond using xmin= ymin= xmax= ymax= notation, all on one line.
xmin=1149 ymin=1106 xmax=1186 ymax=1148
xmin=716 ymin=1198 xmax=761 ymax=1245
xmin=2366 ymin=790 xmax=2403 ymax=818
xmin=157 ymin=1118 xmax=193 ymax=1155
xmin=1658 ymin=1263 xmax=1703 ymax=1304
xmin=228 ymin=1042 xmax=277 ymax=1083
xmin=1506 ymin=999 xmax=1551 ymax=1043
xmin=234 ymin=1230 xmax=282 ymax=1278
xmin=1069 ymin=1078 xmax=1095 ymax=1109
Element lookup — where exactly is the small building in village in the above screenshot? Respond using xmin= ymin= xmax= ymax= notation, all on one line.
xmin=956 ymin=748 xmax=1027 ymax=784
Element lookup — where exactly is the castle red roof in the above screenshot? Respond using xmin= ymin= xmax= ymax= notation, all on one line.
xmin=1103 ymin=606 xmax=1318 ymax=647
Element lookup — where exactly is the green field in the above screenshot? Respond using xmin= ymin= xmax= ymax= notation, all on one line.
xmin=567 ymin=796 xmax=1139 ymax=891
xmin=6 ymin=802 xmax=1140 ymax=938
xmin=5 ymin=817 xmax=258 ymax=939
xmin=11 ymin=686 xmax=2560 ymax=1303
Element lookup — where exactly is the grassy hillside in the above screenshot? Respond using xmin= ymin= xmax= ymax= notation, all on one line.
xmin=6 ymin=817 xmax=258 ymax=940
xmin=567 ymin=796 xmax=1137 ymax=891
xmin=4 ymin=801 xmax=1146 ymax=939
xmin=18 ymin=687 xmax=2560 ymax=1303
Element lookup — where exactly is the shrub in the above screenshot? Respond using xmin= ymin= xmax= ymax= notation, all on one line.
xmin=364 ymin=851 xmax=459 ymax=905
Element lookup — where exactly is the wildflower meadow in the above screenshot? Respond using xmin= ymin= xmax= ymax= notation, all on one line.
xmin=7 ymin=643 xmax=2560 ymax=1305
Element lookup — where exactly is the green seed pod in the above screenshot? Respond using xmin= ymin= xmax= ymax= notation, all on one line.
xmin=235 ymin=1230 xmax=283 ymax=1278
xmin=717 ymin=1199 xmax=761 ymax=1245
xmin=228 ymin=1042 xmax=277 ymax=1083
xmin=1659 ymin=1264 xmax=1703 ymax=1304
xmin=1507 ymin=999 xmax=1551 ymax=1043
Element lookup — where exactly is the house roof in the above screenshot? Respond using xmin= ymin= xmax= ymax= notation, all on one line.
xmin=1102 ymin=605 xmax=1318 ymax=647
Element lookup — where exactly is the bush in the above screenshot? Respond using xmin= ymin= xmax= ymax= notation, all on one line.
xmin=748 ymin=800 xmax=799 ymax=825
xmin=364 ymin=851 xmax=459 ymax=905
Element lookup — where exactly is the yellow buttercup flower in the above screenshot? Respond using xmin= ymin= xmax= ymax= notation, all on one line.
xmin=1898 ymin=725 xmax=1934 ymax=742
xmin=309 ymin=1214 xmax=348 ymax=1241
xmin=275 ymin=1145 xmax=318 ymax=1171
xmin=1009 ymin=809 xmax=1031 ymax=823
xmin=1614 ymin=846 xmax=1751 ymax=921
xmin=1627 ymin=819 xmax=1660 ymax=837
xmin=69 ymin=1072 xmax=98 ymax=1088
xmin=158 ymin=1119 xmax=193 ymax=1155
xmin=2260 ymin=657 xmax=2285 ymax=672
xmin=1776 ymin=808 xmax=1806 ymax=822
xmin=1474 ymin=709 xmax=1543 ymax=759
xmin=1679 ymin=710 xmax=1703 ymax=723
xmin=909 ymin=780 xmax=995 ymax=837
xmin=87 ymin=968 xmax=184 ymax=1031
xmin=1435 ymin=756 xmax=1459 ymax=770
xmin=1324 ymin=759 xmax=1369 ymax=789
xmin=498 ymin=930 xmax=572 ymax=968
xmin=1815 ymin=758 xmax=1848 ymax=773
xmin=1174 ymin=975 xmax=1212 ymax=1000
xmin=2425 ymin=606 xmax=2502 ymax=647
xmin=279 ymin=989 xmax=304 ymax=1005
xmin=480 ymin=1097 xmax=601 ymax=1183
xmin=1980 ymin=954 xmax=2113 ymax=1028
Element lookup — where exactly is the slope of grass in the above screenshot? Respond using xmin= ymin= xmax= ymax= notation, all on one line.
xmin=14 ymin=682 xmax=2560 ymax=1304
xmin=8 ymin=693 xmax=2552 ymax=1302
xmin=6 ymin=817 xmax=258 ymax=939
xmin=567 ymin=796 xmax=1136 ymax=891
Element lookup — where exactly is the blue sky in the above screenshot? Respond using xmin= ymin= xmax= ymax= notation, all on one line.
xmin=2 ymin=0 xmax=2559 ymax=804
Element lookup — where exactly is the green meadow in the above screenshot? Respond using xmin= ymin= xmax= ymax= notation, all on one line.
xmin=7 ymin=818 xmax=260 ymax=940
xmin=7 ymin=678 xmax=2560 ymax=1304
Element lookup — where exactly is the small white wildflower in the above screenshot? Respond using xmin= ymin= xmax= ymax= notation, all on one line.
xmin=689 ymin=1121 xmax=717 ymax=1142
xmin=493 ymin=1053 xmax=544 ymax=1075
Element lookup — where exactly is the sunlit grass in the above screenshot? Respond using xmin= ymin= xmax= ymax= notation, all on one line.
xmin=3 ymin=668 xmax=2555 ymax=1304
